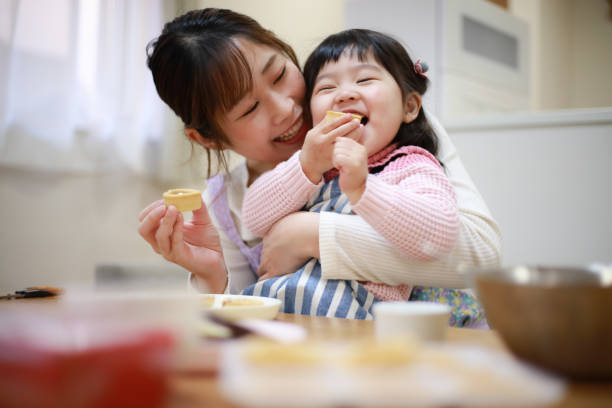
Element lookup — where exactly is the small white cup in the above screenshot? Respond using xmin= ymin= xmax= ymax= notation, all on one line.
xmin=373 ymin=301 xmax=451 ymax=342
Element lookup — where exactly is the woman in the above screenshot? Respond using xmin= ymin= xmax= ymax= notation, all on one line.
xmin=137 ymin=8 xmax=501 ymax=300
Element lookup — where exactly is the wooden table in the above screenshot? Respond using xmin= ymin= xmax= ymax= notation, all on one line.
xmin=2 ymin=299 xmax=611 ymax=407
xmin=169 ymin=313 xmax=612 ymax=408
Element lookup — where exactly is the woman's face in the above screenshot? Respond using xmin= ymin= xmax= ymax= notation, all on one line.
xmin=218 ymin=38 xmax=309 ymax=168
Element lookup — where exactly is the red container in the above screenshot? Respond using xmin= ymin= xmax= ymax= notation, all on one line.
xmin=0 ymin=329 xmax=175 ymax=408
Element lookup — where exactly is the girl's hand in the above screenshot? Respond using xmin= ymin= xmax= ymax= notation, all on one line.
xmin=333 ymin=137 xmax=368 ymax=204
xmin=257 ymin=212 xmax=320 ymax=281
xmin=300 ymin=114 xmax=362 ymax=184
xmin=138 ymin=199 xmax=227 ymax=293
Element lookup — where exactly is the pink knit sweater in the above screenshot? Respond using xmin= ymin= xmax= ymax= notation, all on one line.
xmin=242 ymin=144 xmax=460 ymax=301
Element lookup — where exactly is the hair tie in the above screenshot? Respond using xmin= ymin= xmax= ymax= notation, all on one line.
xmin=414 ymin=59 xmax=428 ymax=79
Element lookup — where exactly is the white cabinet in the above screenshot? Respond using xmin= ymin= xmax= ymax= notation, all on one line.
xmin=344 ymin=0 xmax=530 ymax=121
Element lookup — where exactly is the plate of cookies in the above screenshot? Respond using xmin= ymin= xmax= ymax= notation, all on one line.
xmin=220 ymin=339 xmax=565 ymax=407
xmin=199 ymin=294 xmax=282 ymax=321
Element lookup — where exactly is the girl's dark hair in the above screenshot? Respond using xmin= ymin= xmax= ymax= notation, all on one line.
xmin=303 ymin=29 xmax=438 ymax=160
xmin=146 ymin=8 xmax=299 ymax=174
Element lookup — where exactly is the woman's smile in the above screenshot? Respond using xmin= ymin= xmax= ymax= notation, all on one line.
xmin=274 ymin=115 xmax=308 ymax=144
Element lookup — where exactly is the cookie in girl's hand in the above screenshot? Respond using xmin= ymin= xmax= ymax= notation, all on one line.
xmin=325 ymin=110 xmax=363 ymax=124
xmin=162 ymin=188 xmax=202 ymax=212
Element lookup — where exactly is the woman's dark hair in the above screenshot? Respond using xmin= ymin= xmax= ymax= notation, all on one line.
xmin=146 ymin=8 xmax=299 ymax=174
xmin=303 ymin=29 xmax=438 ymax=160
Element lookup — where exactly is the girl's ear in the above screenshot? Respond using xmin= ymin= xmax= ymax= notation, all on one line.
xmin=403 ymin=92 xmax=422 ymax=123
xmin=184 ymin=128 xmax=223 ymax=150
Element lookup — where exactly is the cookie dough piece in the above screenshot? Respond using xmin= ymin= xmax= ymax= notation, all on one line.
xmin=343 ymin=339 xmax=419 ymax=366
xmin=244 ymin=340 xmax=322 ymax=365
xmin=163 ymin=188 xmax=202 ymax=212
xmin=201 ymin=295 xmax=216 ymax=308
xmin=222 ymin=297 xmax=264 ymax=307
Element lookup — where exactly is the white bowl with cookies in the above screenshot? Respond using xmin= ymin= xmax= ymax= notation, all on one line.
xmin=199 ymin=294 xmax=282 ymax=321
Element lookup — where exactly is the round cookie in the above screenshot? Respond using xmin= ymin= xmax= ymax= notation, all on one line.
xmin=325 ymin=110 xmax=363 ymax=123
xmin=162 ymin=188 xmax=202 ymax=212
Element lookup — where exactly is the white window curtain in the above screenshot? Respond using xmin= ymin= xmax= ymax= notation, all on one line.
xmin=0 ymin=0 xmax=176 ymax=174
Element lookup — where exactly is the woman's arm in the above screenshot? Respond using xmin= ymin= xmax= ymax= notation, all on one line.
xmin=259 ymin=207 xmax=500 ymax=288
xmin=257 ymin=211 xmax=320 ymax=280
xmin=319 ymin=210 xmax=500 ymax=288
xmin=192 ymin=225 xmax=256 ymax=294
xmin=137 ymin=199 xmax=228 ymax=293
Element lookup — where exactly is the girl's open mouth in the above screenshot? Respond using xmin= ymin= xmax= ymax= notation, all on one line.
xmin=339 ymin=110 xmax=368 ymax=125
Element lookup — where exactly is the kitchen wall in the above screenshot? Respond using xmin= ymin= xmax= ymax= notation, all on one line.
xmin=0 ymin=166 xmax=167 ymax=292
xmin=191 ymin=0 xmax=612 ymax=113
xmin=1 ymin=0 xmax=610 ymax=292
xmin=183 ymin=0 xmax=345 ymax=64
xmin=447 ymin=108 xmax=612 ymax=266
xmin=511 ymin=0 xmax=612 ymax=110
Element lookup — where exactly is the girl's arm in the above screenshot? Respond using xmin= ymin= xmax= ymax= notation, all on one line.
xmin=243 ymin=114 xmax=361 ymax=237
xmin=350 ymin=151 xmax=460 ymax=261
xmin=318 ymin=112 xmax=501 ymax=287
xmin=254 ymin=152 xmax=460 ymax=282
xmin=242 ymin=150 xmax=321 ymax=236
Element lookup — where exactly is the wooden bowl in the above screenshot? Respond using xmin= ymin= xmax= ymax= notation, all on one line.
xmin=472 ymin=265 xmax=612 ymax=380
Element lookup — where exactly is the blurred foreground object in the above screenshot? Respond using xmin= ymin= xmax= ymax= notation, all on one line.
xmin=373 ymin=301 xmax=450 ymax=342
xmin=473 ymin=265 xmax=612 ymax=380
xmin=0 ymin=311 xmax=174 ymax=408
xmin=199 ymin=294 xmax=281 ymax=321
xmin=0 ymin=286 xmax=63 ymax=300
xmin=0 ymin=289 xmax=202 ymax=407
xmin=220 ymin=337 xmax=564 ymax=407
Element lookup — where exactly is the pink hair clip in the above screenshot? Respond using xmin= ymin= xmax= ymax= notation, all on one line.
xmin=414 ymin=59 xmax=428 ymax=79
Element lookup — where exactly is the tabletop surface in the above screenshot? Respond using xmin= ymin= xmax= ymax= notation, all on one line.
xmin=2 ymin=298 xmax=611 ymax=407
xmin=168 ymin=313 xmax=612 ymax=408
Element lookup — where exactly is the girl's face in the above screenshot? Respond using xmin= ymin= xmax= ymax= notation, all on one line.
xmin=218 ymin=38 xmax=309 ymax=168
xmin=310 ymin=51 xmax=410 ymax=157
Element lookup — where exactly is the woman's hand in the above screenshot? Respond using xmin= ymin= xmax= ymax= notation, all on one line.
xmin=138 ymin=199 xmax=227 ymax=293
xmin=257 ymin=212 xmax=320 ymax=281
xmin=300 ymin=114 xmax=362 ymax=184
xmin=333 ymin=136 xmax=368 ymax=204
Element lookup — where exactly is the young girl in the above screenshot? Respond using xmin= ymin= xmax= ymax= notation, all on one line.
xmin=242 ymin=29 xmax=483 ymax=325
xmin=137 ymin=9 xmax=500 ymax=324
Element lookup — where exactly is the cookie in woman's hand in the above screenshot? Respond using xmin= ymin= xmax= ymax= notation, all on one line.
xmin=162 ymin=188 xmax=202 ymax=212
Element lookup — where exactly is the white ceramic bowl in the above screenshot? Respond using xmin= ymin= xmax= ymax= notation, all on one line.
xmin=373 ymin=301 xmax=450 ymax=342
xmin=199 ymin=294 xmax=282 ymax=321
